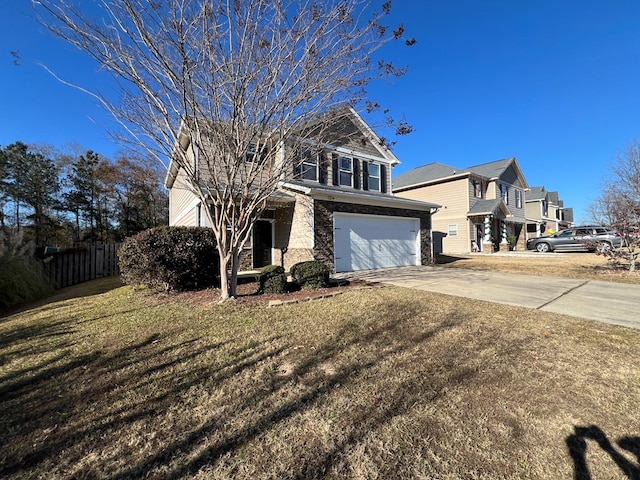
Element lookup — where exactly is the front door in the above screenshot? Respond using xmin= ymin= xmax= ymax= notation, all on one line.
xmin=474 ymin=224 xmax=483 ymax=252
xmin=252 ymin=220 xmax=273 ymax=268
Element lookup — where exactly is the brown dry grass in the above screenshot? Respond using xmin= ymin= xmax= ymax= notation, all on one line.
xmin=436 ymin=252 xmax=640 ymax=284
xmin=2 ymin=273 xmax=640 ymax=479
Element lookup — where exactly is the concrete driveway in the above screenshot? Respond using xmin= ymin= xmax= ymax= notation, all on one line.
xmin=335 ymin=266 xmax=640 ymax=330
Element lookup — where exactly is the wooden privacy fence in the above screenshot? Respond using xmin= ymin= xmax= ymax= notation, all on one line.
xmin=42 ymin=244 xmax=121 ymax=288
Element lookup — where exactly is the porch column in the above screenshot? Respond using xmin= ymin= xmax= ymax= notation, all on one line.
xmin=499 ymin=220 xmax=510 ymax=252
xmin=483 ymin=216 xmax=493 ymax=253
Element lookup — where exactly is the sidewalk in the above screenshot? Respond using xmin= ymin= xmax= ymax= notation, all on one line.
xmin=335 ymin=266 xmax=640 ymax=330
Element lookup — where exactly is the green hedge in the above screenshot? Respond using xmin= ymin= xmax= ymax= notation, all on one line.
xmin=118 ymin=226 xmax=219 ymax=292
xmin=258 ymin=265 xmax=287 ymax=294
xmin=290 ymin=260 xmax=329 ymax=289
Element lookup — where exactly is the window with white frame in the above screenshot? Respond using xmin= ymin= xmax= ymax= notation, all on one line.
xmin=515 ymin=189 xmax=522 ymax=208
xmin=500 ymin=183 xmax=508 ymax=203
xmin=245 ymin=142 xmax=262 ymax=163
xmin=300 ymin=149 xmax=318 ymax=181
xmin=448 ymin=224 xmax=458 ymax=236
xmin=367 ymin=162 xmax=380 ymax=191
xmin=338 ymin=156 xmax=353 ymax=186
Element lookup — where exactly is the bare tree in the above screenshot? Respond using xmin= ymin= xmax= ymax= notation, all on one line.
xmin=34 ymin=0 xmax=414 ymax=298
xmin=589 ymin=141 xmax=640 ymax=271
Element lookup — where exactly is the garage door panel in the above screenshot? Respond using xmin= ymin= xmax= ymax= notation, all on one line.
xmin=334 ymin=213 xmax=419 ymax=272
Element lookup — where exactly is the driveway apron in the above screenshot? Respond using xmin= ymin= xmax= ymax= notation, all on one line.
xmin=336 ymin=266 xmax=640 ymax=329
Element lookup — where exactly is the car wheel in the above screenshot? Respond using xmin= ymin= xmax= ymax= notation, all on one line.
xmin=536 ymin=242 xmax=551 ymax=253
xmin=596 ymin=241 xmax=612 ymax=253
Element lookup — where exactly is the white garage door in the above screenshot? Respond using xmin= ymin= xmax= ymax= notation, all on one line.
xmin=334 ymin=213 xmax=420 ymax=272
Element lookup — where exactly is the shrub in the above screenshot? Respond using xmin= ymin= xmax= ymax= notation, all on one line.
xmin=118 ymin=226 xmax=219 ymax=292
xmin=290 ymin=260 xmax=330 ymax=290
xmin=0 ymin=227 xmax=53 ymax=310
xmin=257 ymin=265 xmax=287 ymax=294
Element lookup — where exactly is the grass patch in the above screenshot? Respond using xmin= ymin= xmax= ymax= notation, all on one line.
xmin=436 ymin=252 xmax=640 ymax=284
xmin=2 ymin=277 xmax=640 ymax=478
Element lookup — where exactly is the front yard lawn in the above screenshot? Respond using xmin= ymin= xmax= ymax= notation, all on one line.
xmin=437 ymin=252 xmax=640 ymax=284
xmin=2 ymin=276 xmax=639 ymax=479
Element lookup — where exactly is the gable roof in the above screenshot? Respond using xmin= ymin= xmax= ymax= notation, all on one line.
xmin=526 ymin=186 xmax=547 ymax=202
xmin=393 ymin=157 xmax=529 ymax=191
xmin=298 ymin=106 xmax=400 ymax=165
xmin=466 ymin=158 xmax=514 ymax=179
xmin=393 ymin=162 xmax=466 ymax=190
xmin=467 ymin=198 xmax=512 ymax=218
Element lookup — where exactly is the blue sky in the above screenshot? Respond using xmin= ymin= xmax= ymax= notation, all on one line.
xmin=3 ymin=1 xmax=640 ymax=223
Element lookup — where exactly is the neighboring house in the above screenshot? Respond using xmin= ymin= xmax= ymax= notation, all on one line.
xmin=547 ymin=191 xmax=574 ymax=232
xmin=165 ymin=107 xmax=440 ymax=273
xmin=525 ymin=186 xmax=574 ymax=238
xmin=393 ymin=158 xmax=529 ymax=254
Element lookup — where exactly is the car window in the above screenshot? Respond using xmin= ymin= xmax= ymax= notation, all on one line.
xmin=558 ymin=230 xmax=574 ymax=237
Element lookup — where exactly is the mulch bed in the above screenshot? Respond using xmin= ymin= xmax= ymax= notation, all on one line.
xmin=164 ymin=279 xmax=376 ymax=307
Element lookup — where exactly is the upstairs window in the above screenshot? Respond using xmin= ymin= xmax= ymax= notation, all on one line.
xmin=338 ymin=156 xmax=353 ymax=187
xmin=367 ymin=162 xmax=380 ymax=191
xmin=300 ymin=149 xmax=318 ymax=181
xmin=245 ymin=143 xmax=260 ymax=163
xmin=472 ymin=179 xmax=483 ymax=198
xmin=542 ymin=199 xmax=548 ymax=217
xmin=515 ymin=189 xmax=522 ymax=208
xmin=500 ymin=183 xmax=508 ymax=204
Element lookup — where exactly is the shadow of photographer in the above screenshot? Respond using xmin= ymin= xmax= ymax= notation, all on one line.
xmin=566 ymin=425 xmax=640 ymax=479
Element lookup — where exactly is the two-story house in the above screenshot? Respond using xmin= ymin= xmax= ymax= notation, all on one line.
xmin=525 ymin=186 xmax=574 ymax=238
xmin=392 ymin=158 xmax=529 ymax=254
xmin=165 ymin=107 xmax=441 ymax=273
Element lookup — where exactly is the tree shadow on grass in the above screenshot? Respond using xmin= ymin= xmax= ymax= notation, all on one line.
xmin=566 ymin=425 xmax=640 ymax=479
xmin=1 ymin=294 xmax=476 ymax=479
xmin=0 ymin=328 xmax=277 ymax=478
xmin=109 ymin=300 xmax=467 ymax=480
xmin=0 ymin=276 xmax=124 ymax=320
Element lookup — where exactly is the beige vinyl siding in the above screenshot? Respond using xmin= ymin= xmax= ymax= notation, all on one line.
xmin=175 ymin=206 xmax=197 ymax=227
xmin=395 ymin=178 xmax=468 ymax=213
xmin=486 ymin=180 xmax=497 ymax=199
xmin=431 ymin=217 xmax=472 ymax=253
xmin=395 ymin=177 xmax=472 ymax=253
xmin=169 ymin=177 xmax=199 ymax=225
xmin=169 ymin=142 xmax=199 ymax=225
xmin=525 ymin=201 xmax=542 ymax=220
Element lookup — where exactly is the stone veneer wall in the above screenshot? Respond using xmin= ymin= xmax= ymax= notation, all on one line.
xmin=313 ymin=199 xmax=433 ymax=271
xmin=238 ymin=247 xmax=253 ymax=272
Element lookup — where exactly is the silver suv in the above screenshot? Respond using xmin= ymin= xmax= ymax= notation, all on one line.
xmin=526 ymin=225 xmax=623 ymax=253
